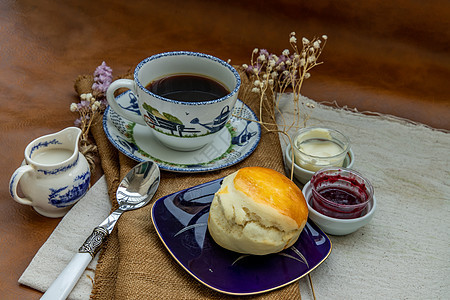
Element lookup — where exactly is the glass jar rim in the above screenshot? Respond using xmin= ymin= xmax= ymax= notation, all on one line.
xmin=310 ymin=167 xmax=374 ymax=208
xmin=292 ymin=127 xmax=350 ymax=159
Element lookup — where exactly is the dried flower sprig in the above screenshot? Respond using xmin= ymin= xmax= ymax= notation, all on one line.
xmin=243 ymin=32 xmax=328 ymax=299
xmin=70 ymin=62 xmax=113 ymax=172
xmin=70 ymin=93 xmax=103 ymax=141
xmin=241 ymin=31 xmax=327 ymax=197
xmin=243 ymin=32 xmax=327 ymax=133
xmin=71 ymin=62 xmax=113 ymax=139
xmin=242 ymin=33 xmax=326 ymax=300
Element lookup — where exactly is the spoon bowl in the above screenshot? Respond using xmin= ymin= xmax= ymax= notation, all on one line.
xmin=117 ymin=161 xmax=160 ymax=210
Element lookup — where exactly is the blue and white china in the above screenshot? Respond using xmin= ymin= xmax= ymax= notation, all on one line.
xmin=9 ymin=127 xmax=90 ymax=218
xmin=103 ymin=90 xmax=260 ymax=173
xmin=106 ymin=51 xmax=241 ymax=151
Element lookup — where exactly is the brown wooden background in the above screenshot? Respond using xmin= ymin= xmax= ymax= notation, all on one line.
xmin=1 ymin=0 xmax=449 ymax=298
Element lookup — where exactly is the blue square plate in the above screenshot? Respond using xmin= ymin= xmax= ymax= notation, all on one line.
xmin=151 ymin=177 xmax=332 ymax=295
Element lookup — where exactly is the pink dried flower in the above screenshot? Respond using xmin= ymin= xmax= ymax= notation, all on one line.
xmin=245 ymin=65 xmax=254 ymax=74
xmin=78 ymin=100 xmax=90 ymax=109
xmin=259 ymin=49 xmax=269 ymax=58
xmin=99 ymin=98 xmax=108 ymax=110
xmin=92 ymin=61 xmax=113 ymax=94
xmin=92 ymin=81 xmax=111 ymax=93
xmin=94 ymin=61 xmax=112 ymax=78
xmin=74 ymin=118 xmax=82 ymax=127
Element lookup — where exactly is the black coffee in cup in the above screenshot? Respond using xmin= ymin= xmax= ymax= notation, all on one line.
xmin=145 ymin=74 xmax=230 ymax=102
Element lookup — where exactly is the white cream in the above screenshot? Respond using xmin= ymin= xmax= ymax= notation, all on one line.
xmin=298 ymin=140 xmax=343 ymax=158
xmin=293 ymin=128 xmax=347 ymax=172
xmin=32 ymin=148 xmax=73 ymax=164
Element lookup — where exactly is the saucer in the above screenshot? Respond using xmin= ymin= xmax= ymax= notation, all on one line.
xmin=103 ymin=90 xmax=261 ymax=173
xmin=151 ymin=177 xmax=332 ymax=295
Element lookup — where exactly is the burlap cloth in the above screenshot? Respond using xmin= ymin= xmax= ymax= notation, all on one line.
xmin=74 ymin=67 xmax=302 ymax=299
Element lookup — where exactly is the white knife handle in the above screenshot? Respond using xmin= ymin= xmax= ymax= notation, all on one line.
xmin=40 ymin=252 xmax=92 ymax=300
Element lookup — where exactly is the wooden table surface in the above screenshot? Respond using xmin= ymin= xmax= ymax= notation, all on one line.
xmin=1 ymin=0 xmax=449 ymax=299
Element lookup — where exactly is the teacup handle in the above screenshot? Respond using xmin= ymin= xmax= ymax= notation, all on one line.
xmin=106 ymin=79 xmax=146 ymax=126
xmin=9 ymin=165 xmax=34 ymax=206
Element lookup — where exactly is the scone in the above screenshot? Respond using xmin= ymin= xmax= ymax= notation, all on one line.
xmin=207 ymin=167 xmax=308 ymax=255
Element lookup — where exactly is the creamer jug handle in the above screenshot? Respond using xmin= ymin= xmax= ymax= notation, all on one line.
xmin=9 ymin=165 xmax=34 ymax=206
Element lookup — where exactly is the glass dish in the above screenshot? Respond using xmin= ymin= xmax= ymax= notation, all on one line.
xmin=310 ymin=167 xmax=373 ymax=219
xmin=292 ymin=127 xmax=350 ymax=172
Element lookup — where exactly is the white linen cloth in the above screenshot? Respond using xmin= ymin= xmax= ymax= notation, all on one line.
xmin=19 ymin=176 xmax=111 ymax=300
xmin=276 ymin=95 xmax=450 ymax=299
xmin=19 ymin=95 xmax=450 ymax=299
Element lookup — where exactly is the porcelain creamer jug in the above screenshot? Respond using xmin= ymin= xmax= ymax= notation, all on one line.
xmin=9 ymin=127 xmax=91 ymax=218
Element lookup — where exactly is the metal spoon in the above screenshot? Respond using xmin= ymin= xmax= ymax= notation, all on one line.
xmin=41 ymin=160 xmax=160 ymax=300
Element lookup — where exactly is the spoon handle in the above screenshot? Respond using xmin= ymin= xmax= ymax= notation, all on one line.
xmin=40 ymin=252 xmax=92 ymax=300
xmin=40 ymin=227 xmax=109 ymax=300
xmin=41 ymin=208 xmax=124 ymax=299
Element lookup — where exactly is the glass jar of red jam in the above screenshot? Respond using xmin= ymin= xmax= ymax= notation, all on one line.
xmin=310 ymin=167 xmax=374 ymax=219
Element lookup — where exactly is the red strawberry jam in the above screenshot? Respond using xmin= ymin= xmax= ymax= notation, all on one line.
xmin=319 ymin=187 xmax=363 ymax=206
xmin=310 ymin=167 xmax=373 ymax=219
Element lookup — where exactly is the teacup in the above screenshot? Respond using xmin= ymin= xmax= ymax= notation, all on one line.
xmin=106 ymin=51 xmax=241 ymax=151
